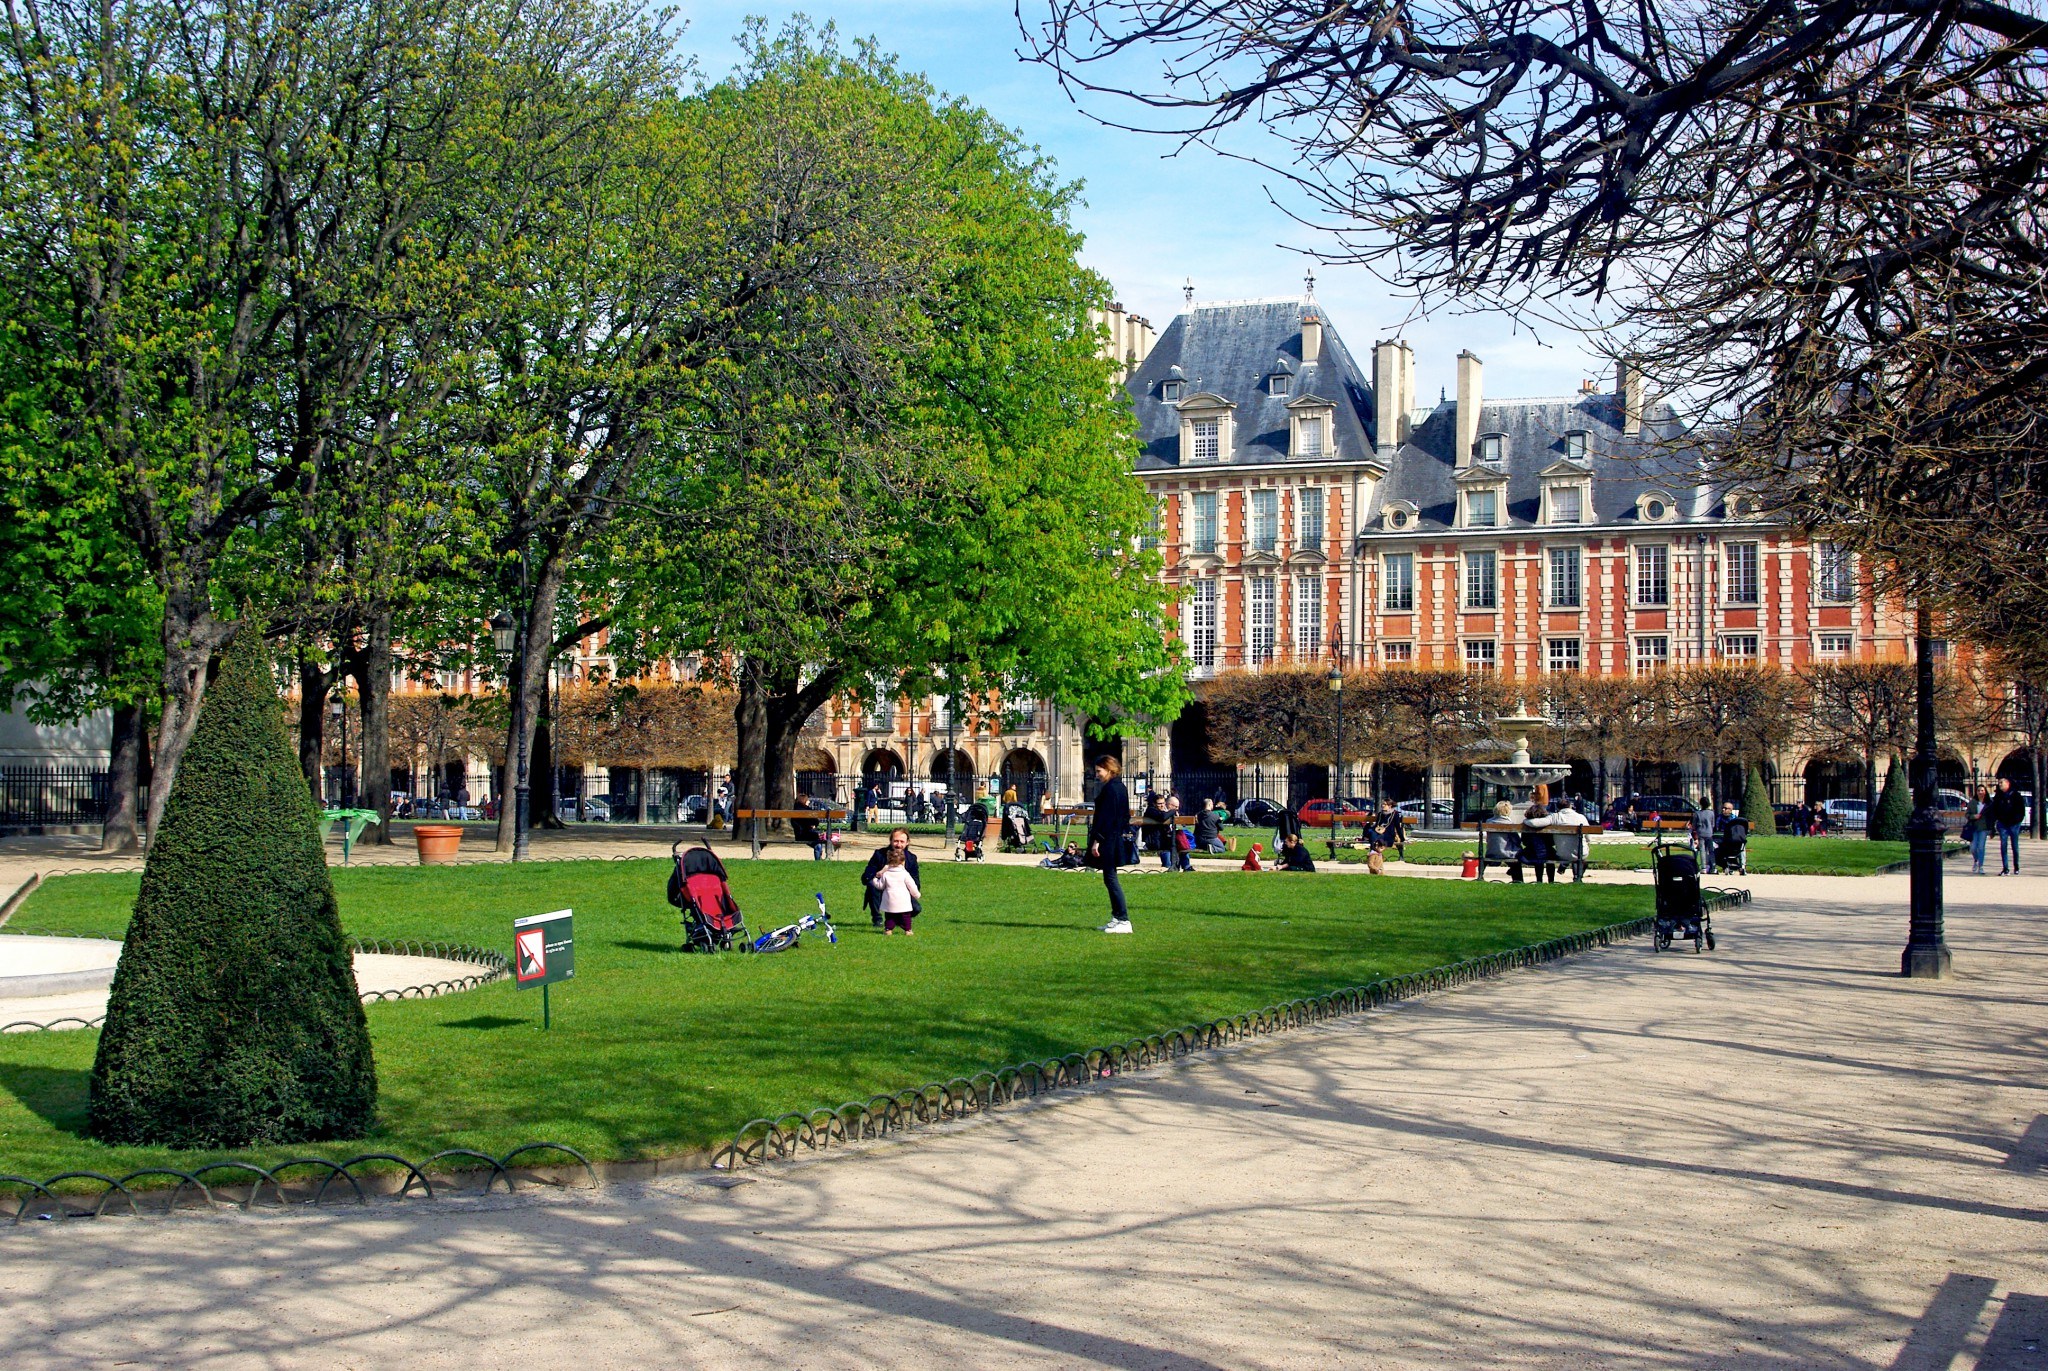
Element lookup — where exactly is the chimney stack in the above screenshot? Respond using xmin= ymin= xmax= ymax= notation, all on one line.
xmin=1456 ymin=350 xmax=1483 ymax=466
xmin=1301 ymin=305 xmax=1323 ymax=365
xmin=1618 ymin=358 xmax=1645 ymax=436
xmin=1374 ymin=339 xmax=1418 ymax=454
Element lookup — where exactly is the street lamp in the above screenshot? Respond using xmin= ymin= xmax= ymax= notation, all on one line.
xmin=1328 ymin=648 xmax=1345 ymax=859
xmin=490 ymin=608 xmax=529 ymax=861
xmin=1903 ymin=605 xmax=1950 ymax=977
xmin=330 ymin=695 xmax=348 ymax=808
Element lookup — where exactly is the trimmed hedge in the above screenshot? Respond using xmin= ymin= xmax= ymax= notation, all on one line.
xmin=1744 ymin=766 xmax=1777 ymax=836
xmin=88 ymin=629 xmax=377 ymax=1147
xmin=1872 ymin=756 xmax=1911 ymax=842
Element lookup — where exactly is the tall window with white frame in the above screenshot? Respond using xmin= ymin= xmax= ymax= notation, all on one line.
xmin=1293 ymin=576 xmax=1323 ymax=660
xmin=1546 ymin=638 xmax=1582 ymax=673
xmin=1191 ymin=491 xmax=1217 ymax=555
xmin=1189 ymin=579 xmax=1218 ymax=672
xmin=1726 ymin=541 xmax=1760 ymax=604
xmin=1140 ymin=498 xmax=1162 ymax=552
xmin=1635 ymin=544 xmax=1670 ymax=605
xmin=1297 ymin=414 xmax=1324 ymax=457
xmin=1248 ymin=576 xmax=1276 ymax=664
xmin=1192 ymin=418 xmax=1220 ymax=461
xmin=1466 ymin=488 xmax=1499 ymax=528
xmin=1251 ymin=489 xmax=1278 ymax=552
xmin=1465 ymin=549 xmax=1498 ymax=609
xmin=1551 ymin=485 xmax=1583 ymax=524
xmin=1633 ymin=635 xmax=1670 ymax=675
xmin=1547 ymin=546 xmax=1582 ymax=608
xmin=1463 ymin=639 xmax=1498 ymax=672
xmin=1383 ymin=551 xmax=1414 ymax=611
xmin=1296 ymin=487 xmax=1325 ymax=550
xmin=1816 ymin=542 xmax=1855 ymax=601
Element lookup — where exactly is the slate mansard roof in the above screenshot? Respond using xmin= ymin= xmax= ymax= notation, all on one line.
xmin=1124 ymin=296 xmax=1730 ymax=534
xmin=1126 ymin=299 xmax=1377 ymax=469
xmin=1381 ymin=397 xmax=1712 ymax=535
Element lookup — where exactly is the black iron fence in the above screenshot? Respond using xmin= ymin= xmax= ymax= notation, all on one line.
xmin=0 ymin=765 xmax=109 ymax=831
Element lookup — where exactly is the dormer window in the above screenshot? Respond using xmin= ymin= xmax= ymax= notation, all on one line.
xmin=1637 ymin=490 xmax=1676 ymax=523
xmin=1387 ymin=509 xmax=1410 ymax=530
xmin=1161 ymin=380 xmax=1185 ymax=403
xmin=1297 ymin=415 xmax=1324 ymax=456
xmin=1192 ymin=418 xmax=1219 ymax=460
xmin=1268 ymin=374 xmax=1291 ymax=397
xmin=1550 ymin=485 xmax=1584 ymax=525
xmin=1383 ymin=500 xmax=1417 ymax=531
xmin=1565 ymin=430 xmax=1589 ymax=461
xmin=1478 ymin=434 xmax=1504 ymax=463
xmin=1465 ymin=489 xmax=1499 ymax=528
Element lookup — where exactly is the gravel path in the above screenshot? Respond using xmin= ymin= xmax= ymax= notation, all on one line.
xmin=2 ymin=870 xmax=2044 ymax=1368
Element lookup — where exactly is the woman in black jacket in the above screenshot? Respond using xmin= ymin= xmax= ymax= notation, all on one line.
xmin=1088 ymin=756 xmax=1133 ymax=933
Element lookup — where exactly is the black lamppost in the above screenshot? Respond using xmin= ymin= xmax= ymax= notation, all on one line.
xmin=491 ymin=609 xmax=528 ymax=861
xmin=1903 ymin=606 xmax=1950 ymax=977
xmin=1327 ymin=645 xmax=1345 ymax=860
xmin=944 ymin=673 xmax=960 ymax=842
xmin=330 ymin=694 xmax=348 ymax=808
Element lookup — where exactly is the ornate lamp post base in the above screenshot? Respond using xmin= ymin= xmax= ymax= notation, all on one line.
xmin=1901 ymin=806 xmax=1950 ymax=979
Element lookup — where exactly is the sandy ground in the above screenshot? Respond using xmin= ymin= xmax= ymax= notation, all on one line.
xmin=0 ymin=946 xmax=488 ymax=1030
xmin=2 ymin=865 xmax=2044 ymax=1368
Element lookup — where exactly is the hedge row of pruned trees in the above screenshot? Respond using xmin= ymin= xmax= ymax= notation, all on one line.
xmin=1203 ymin=662 xmax=2015 ymax=832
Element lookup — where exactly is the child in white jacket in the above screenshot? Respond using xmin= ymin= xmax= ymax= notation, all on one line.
xmin=871 ymin=850 xmax=922 ymax=935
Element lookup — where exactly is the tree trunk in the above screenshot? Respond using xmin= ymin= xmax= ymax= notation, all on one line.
xmin=529 ymin=708 xmax=561 ymax=829
xmin=100 ymin=701 xmax=145 ymax=854
xmin=494 ymin=563 xmax=563 ymax=854
xmin=147 ymin=591 xmax=231 ymax=841
xmin=2035 ymin=749 xmax=2047 ymax=841
xmin=298 ymin=649 xmax=330 ymax=805
xmin=733 ymin=661 xmax=770 ymax=814
xmin=1864 ymin=749 xmax=1879 ymax=841
xmin=353 ymin=613 xmax=394 ymax=844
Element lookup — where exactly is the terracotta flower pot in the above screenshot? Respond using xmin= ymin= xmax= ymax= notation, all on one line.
xmin=412 ymin=824 xmax=465 ymax=865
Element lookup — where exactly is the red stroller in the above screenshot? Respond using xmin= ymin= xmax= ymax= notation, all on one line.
xmin=668 ymin=843 xmax=750 ymax=952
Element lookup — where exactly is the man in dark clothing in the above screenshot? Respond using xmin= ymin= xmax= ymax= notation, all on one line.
xmin=1277 ymin=831 xmax=1316 ymax=871
xmin=1191 ymin=802 xmax=1225 ymax=853
xmin=1990 ymin=778 xmax=2028 ymax=873
xmin=1272 ymin=802 xmax=1302 ymax=854
xmin=861 ymin=826 xmax=922 ymax=926
xmin=1088 ymin=757 xmax=1133 ymax=933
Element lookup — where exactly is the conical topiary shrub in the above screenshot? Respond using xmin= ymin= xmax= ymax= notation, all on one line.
xmin=89 ymin=629 xmax=376 ymax=1147
xmin=1743 ymin=766 xmax=1777 ymax=836
xmin=1871 ymin=756 xmax=1911 ymax=842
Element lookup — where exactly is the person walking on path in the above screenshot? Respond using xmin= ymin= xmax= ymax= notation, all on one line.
xmin=1990 ymin=777 xmax=2028 ymax=874
xmin=1691 ymin=794 xmax=1718 ymax=876
xmin=1966 ymin=785 xmax=1992 ymax=875
xmin=861 ymin=827 xmax=923 ymax=928
xmin=1089 ymin=756 xmax=1133 ymax=934
xmin=870 ymin=849 xmax=922 ymax=935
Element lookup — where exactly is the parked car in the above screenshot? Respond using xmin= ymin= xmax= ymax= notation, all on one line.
xmin=679 ymin=794 xmax=708 ymax=823
xmin=1773 ymin=802 xmax=1842 ymax=834
xmin=1232 ymin=797 xmax=1285 ymax=827
xmin=1823 ymin=797 xmax=1869 ymax=831
xmin=1395 ymin=799 xmax=1457 ymax=828
xmin=554 ymin=795 xmax=610 ymax=821
xmin=1297 ymin=798 xmax=1373 ymax=828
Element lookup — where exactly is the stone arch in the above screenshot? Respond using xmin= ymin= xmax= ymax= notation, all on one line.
xmin=1000 ymin=748 xmax=1049 ymax=807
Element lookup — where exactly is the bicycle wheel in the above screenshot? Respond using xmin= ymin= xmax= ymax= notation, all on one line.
xmin=753 ymin=929 xmax=799 ymax=954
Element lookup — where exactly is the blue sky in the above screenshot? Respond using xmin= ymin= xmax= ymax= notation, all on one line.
xmin=675 ymin=4 xmax=1609 ymax=404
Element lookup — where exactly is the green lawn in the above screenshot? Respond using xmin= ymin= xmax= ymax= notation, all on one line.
xmin=1324 ymin=833 xmax=1950 ymax=877
xmin=0 ymin=860 xmax=1646 ymax=1181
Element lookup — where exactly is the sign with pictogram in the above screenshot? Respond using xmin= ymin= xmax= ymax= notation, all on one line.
xmin=513 ymin=909 xmax=573 ymax=989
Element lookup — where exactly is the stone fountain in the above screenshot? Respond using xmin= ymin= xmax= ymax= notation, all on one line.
xmin=1470 ymin=707 xmax=1574 ymax=818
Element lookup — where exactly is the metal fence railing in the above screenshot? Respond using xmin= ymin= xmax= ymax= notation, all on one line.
xmin=0 ymin=765 xmax=110 ymax=831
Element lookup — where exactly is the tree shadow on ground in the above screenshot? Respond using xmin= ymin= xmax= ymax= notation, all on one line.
xmin=0 ymin=1061 xmax=89 ymax=1135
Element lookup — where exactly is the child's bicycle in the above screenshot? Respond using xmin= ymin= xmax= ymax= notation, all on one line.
xmin=751 ymin=893 xmax=838 ymax=954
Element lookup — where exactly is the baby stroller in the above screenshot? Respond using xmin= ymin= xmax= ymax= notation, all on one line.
xmin=1713 ymin=815 xmax=1751 ymax=875
xmin=1651 ymin=833 xmax=1716 ymax=953
xmin=1001 ymin=804 xmax=1034 ymax=853
xmin=667 ymin=842 xmax=751 ymax=952
xmin=956 ymin=807 xmax=988 ymax=862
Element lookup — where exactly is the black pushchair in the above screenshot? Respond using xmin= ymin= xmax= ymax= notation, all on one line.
xmin=1713 ymin=816 xmax=1750 ymax=875
xmin=1001 ymin=804 xmax=1033 ymax=853
xmin=1651 ymin=834 xmax=1716 ymax=953
xmin=956 ymin=807 xmax=988 ymax=861
xmin=667 ymin=842 xmax=751 ymax=952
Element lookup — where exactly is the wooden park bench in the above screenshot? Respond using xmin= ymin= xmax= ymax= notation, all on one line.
xmin=733 ymin=807 xmax=850 ymax=859
xmin=1477 ymin=822 xmax=1604 ymax=882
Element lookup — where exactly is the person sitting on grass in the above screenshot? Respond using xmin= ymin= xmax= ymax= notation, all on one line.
xmin=1041 ymin=841 xmax=1087 ymax=870
xmin=870 ymin=848 xmax=922 ymax=935
xmin=1277 ymin=831 xmax=1316 ymax=872
xmin=1241 ymin=842 xmax=1265 ymax=871
xmin=861 ymin=827 xmax=922 ymax=928
xmin=1192 ymin=800 xmax=1226 ymax=854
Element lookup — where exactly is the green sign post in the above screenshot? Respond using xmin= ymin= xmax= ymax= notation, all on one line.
xmin=513 ymin=908 xmax=573 ymax=1029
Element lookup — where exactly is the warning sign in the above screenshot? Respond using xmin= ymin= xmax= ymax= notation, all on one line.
xmin=512 ymin=909 xmax=573 ymax=989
